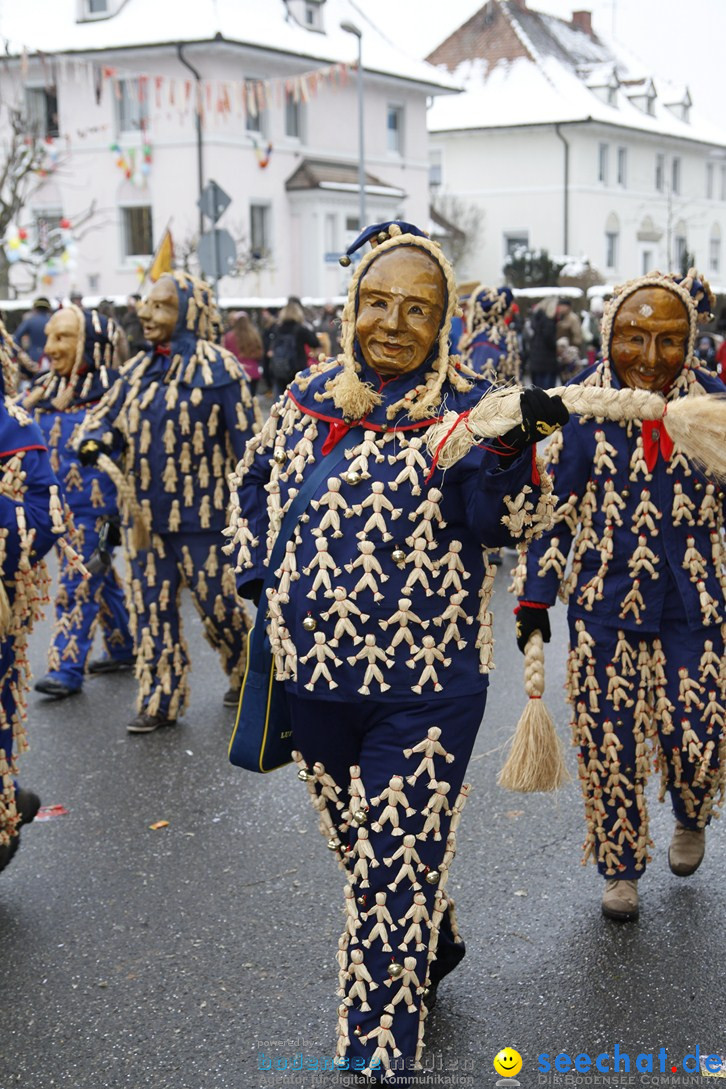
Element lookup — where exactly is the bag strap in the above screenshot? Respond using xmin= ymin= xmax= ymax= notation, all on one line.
xmin=248 ymin=426 xmax=363 ymax=667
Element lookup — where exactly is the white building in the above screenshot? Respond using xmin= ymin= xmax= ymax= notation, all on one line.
xmin=426 ymin=0 xmax=726 ymax=289
xmin=0 ymin=0 xmax=457 ymax=302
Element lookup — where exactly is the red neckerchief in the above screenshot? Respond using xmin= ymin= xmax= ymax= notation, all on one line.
xmin=321 ymin=419 xmax=355 ymax=454
xmin=641 ymin=417 xmax=673 ymax=472
xmin=155 ymin=343 xmax=171 ymax=357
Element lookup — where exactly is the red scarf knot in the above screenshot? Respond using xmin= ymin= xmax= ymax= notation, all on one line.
xmin=322 ymin=418 xmax=355 ymax=455
xmin=641 ymin=419 xmax=673 ymax=472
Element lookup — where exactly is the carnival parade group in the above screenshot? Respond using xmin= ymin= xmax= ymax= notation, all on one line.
xmin=1 ymin=221 xmax=725 ymax=1084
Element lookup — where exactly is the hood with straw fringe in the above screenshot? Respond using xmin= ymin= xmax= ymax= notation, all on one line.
xmin=589 ymin=268 xmax=715 ymax=398
xmin=294 ymin=226 xmax=479 ymax=423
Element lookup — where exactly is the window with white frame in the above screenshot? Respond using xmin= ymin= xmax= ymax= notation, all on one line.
xmin=345 ymin=215 xmax=360 ymax=233
xmin=706 ymin=162 xmax=714 ymax=200
xmin=617 ymin=146 xmax=627 ymax=187
xmin=674 ymin=234 xmax=687 ymax=268
xmin=598 ymin=143 xmax=609 ymax=184
xmin=709 ymin=225 xmax=721 ymax=273
xmin=116 ymin=78 xmax=149 ymax=134
xmin=324 ymin=213 xmax=337 ymax=255
xmin=25 ymin=87 xmax=59 ymax=138
xmin=121 ymin=205 xmax=153 ymax=257
xmin=33 ymin=209 xmax=64 ymax=252
xmin=672 ymin=156 xmax=681 ymax=195
xmin=250 ymin=203 xmax=271 ymax=260
xmin=655 ymin=153 xmax=664 ymax=192
xmin=387 ymin=105 xmax=404 ymax=154
xmin=641 ymin=249 xmax=653 ymax=276
xmin=87 ymin=0 xmax=108 ymax=11
xmin=604 ymin=212 xmax=619 ymax=270
xmin=504 ymin=232 xmax=529 ymax=258
xmin=245 ymin=81 xmax=266 ymax=134
xmin=429 ymin=149 xmax=442 ymax=189
xmin=285 ymin=88 xmax=302 ymax=139
xmin=304 ymin=1 xmax=323 ymax=29
xmin=721 ymin=165 xmax=726 ymax=202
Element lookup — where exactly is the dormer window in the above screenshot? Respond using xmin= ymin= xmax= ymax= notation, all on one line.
xmin=665 ymin=89 xmax=692 ymax=124
xmin=78 ymin=0 xmax=123 ymax=20
xmin=285 ymin=0 xmax=325 ymax=32
xmin=625 ymin=77 xmax=656 ymax=116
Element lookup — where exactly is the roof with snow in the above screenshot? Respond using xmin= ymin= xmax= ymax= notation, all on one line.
xmin=0 ymin=0 xmax=459 ymax=93
xmin=426 ymin=0 xmax=726 ymax=145
xmin=285 ymin=159 xmax=405 ymax=198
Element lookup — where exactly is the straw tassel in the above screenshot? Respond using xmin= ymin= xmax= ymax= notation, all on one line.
xmin=97 ymin=452 xmax=151 ymax=550
xmin=498 ymin=632 xmax=570 ymax=792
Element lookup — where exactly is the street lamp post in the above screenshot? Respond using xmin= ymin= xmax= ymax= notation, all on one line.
xmin=340 ymin=20 xmax=366 ymax=232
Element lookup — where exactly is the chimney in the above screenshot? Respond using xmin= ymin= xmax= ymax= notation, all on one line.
xmin=572 ymin=10 xmax=593 ymax=35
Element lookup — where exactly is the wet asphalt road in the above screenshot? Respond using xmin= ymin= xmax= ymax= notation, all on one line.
xmin=2 ymin=555 xmax=725 ymax=1089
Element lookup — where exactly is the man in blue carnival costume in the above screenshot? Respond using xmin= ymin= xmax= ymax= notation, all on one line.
xmin=228 ymin=222 xmax=568 ymax=1082
xmin=0 ymin=318 xmax=73 ymax=871
xmin=514 ymin=269 xmax=726 ymax=923
xmin=21 ymin=305 xmax=134 ymax=699
xmin=78 ymin=272 xmax=259 ymax=734
xmin=457 ymin=283 xmax=521 ymax=383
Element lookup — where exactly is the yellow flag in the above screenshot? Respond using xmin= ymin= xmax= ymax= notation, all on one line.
xmin=149 ymin=228 xmax=174 ymax=282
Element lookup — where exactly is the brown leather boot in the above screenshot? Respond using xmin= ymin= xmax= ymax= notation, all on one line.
xmin=668 ymin=822 xmax=705 ymax=876
xmin=601 ymin=879 xmax=639 ymax=921
xmin=127 ymin=712 xmax=177 ymax=734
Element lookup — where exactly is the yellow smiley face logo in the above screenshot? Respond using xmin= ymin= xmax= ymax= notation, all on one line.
xmin=493 ymin=1048 xmax=523 ymax=1077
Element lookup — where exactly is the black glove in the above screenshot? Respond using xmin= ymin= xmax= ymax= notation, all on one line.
xmin=238 ymin=578 xmax=263 ymax=607
xmin=78 ymin=439 xmax=111 ymax=467
xmin=496 ymin=387 xmax=569 ymax=459
xmin=105 ymin=518 xmax=122 ymax=548
xmin=85 ymin=518 xmax=121 ymax=576
xmin=515 ymin=604 xmax=551 ymax=654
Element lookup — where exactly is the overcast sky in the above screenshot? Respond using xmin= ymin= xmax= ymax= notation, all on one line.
xmin=359 ymin=0 xmax=726 ymax=126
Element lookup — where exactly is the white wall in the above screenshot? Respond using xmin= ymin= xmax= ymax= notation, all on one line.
xmin=431 ymin=119 xmax=726 ymax=288
xmin=2 ymin=43 xmax=433 ymax=300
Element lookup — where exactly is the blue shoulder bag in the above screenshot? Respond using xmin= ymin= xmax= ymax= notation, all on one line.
xmin=228 ymin=428 xmax=363 ymax=772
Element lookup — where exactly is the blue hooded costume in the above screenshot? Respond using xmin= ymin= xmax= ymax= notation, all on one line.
xmin=228 ymin=224 xmax=555 ymax=1082
xmin=0 ymin=319 xmax=67 ymax=863
xmin=79 ymin=273 xmax=258 ymax=725
xmin=518 ymin=271 xmax=726 ymax=884
xmin=21 ymin=307 xmax=134 ymax=694
xmin=458 ymin=284 xmax=520 ymax=382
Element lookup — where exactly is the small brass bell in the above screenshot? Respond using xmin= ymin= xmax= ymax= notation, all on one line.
xmin=344 ymin=471 xmax=361 ymax=486
xmin=297 ymin=768 xmax=315 ymax=782
xmin=387 ymin=961 xmax=404 ymax=979
xmin=353 ymin=1025 xmax=362 ymax=1036
xmin=273 ymin=449 xmax=286 ymax=464
xmin=328 ymin=837 xmax=342 ymax=851
xmin=391 ymin=547 xmax=406 ymax=565
xmin=302 ymin=615 xmax=317 ymax=632
xmin=357 ymin=895 xmax=367 ymax=907
xmin=425 ymin=869 xmax=440 ymax=884
xmin=339 ymin=255 xmax=351 ymax=267
xmin=351 ymin=808 xmax=368 ymax=825
xmin=378 ymin=231 xmax=388 ymax=243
